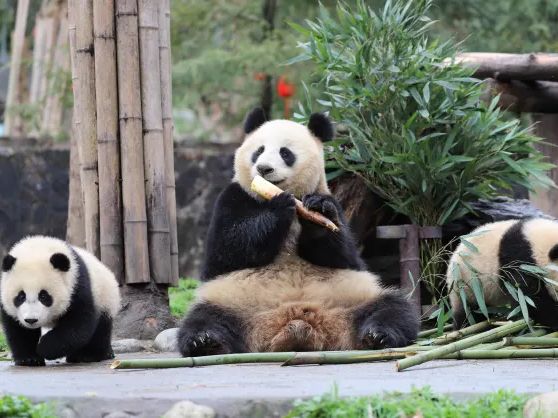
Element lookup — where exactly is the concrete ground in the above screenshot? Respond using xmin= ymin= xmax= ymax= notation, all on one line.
xmin=1 ymin=352 xmax=558 ymax=417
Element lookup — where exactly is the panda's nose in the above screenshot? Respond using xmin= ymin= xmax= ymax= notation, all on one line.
xmin=257 ymin=164 xmax=274 ymax=176
xmin=25 ymin=318 xmax=38 ymax=325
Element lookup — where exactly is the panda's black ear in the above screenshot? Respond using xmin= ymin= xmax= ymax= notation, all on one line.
xmin=308 ymin=113 xmax=334 ymax=142
xmin=2 ymin=254 xmax=16 ymax=272
xmin=244 ymin=107 xmax=268 ymax=134
xmin=50 ymin=253 xmax=70 ymax=272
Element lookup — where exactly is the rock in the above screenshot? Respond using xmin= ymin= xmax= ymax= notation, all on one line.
xmin=154 ymin=328 xmax=179 ymax=352
xmin=162 ymin=401 xmax=215 ymax=418
xmin=112 ymin=339 xmax=153 ymax=354
xmin=524 ymin=391 xmax=558 ymax=418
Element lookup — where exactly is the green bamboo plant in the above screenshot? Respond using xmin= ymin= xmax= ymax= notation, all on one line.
xmin=289 ymin=0 xmax=554 ymax=298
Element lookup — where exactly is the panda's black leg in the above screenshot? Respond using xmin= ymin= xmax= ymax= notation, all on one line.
xmin=352 ymin=292 xmax=419 ymax=349
xmin=66 ymin=313 xmax=114 ymax=363
xmin=1 ymin=308 xmax=45 ymax=366
xmin=178 ymin=302 xmax=247 ymax=357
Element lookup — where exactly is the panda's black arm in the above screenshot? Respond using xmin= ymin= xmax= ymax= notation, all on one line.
xmin=201 ymin=182 xmax=295 ymax=280
xmin=1 ymin=307 xmax=45 ymax=366
xmin=36 ymin=280 xmax=99 ymax=360
xmin=298 ymin=194 xmax=366 ymax=270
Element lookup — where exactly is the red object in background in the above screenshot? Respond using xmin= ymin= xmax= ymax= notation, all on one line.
xmin=277 ymin=76 xmax=295 ymax=98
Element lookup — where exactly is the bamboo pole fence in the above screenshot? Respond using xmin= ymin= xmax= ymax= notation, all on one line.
xmin=67 ymin=0 xmax=179 ymax=298
xmin=111 ymin=320 xmax=558 ymax=370
xmin=4 ymin=0 xmax=30 ymax=136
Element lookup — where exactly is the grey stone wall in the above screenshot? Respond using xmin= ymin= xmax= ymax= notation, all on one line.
xmin=0 ymin=139 xmax=235 ymax=280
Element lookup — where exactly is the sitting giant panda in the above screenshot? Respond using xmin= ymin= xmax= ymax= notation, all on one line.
xmin=0 ymin=236 xmax=121 ymax=366
xmin=447 ymin=218 xmax=558 ymax=329
xmin=178 ymin=108 xmax=419 ymax=356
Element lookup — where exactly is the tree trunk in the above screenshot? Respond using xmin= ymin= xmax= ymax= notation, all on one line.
xmin=5 ymin=0 xmax=30 ymax=136
xmin=66 ymin=126 xmax=86 ymax=247
xmin=482 ymin=79 xmax=558 ymax=114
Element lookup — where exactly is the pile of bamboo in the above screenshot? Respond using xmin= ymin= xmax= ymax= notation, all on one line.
xmin=5 ymin=0 xmax=71 ymax=138
xmin=111 ymin=319 xmax=558 ymax=370
xmin=67 ymin=0 xmax=178 ymax=286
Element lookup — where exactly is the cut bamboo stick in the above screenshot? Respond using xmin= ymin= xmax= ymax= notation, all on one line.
xmin=250 ymin=175 xmax=340 ymax=232
xmin=115 ymin=0 xmax=150 ymax=284
xmin=138 ymin=0 xmax=171 ymax=284
xmin=5 ymin=0 xmax=30 ymax=136
xmin=431 ymin=320 xmax=492 ymax=345
xmin=93 ymin=0 xmax=124 ymax=284
xmin=503 ymin=337 xmax=558 ymax=347
xmin=158 ymin=0 xmax=179 ymax=285
xmin=396 ymin=319 xmax=528 ymax=372
xmin=71 ymin=0 xmax=100 ymax=257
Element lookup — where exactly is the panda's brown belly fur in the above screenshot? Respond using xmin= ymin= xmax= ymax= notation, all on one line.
xmin=197 ymin=252 xmax=387 ymax=351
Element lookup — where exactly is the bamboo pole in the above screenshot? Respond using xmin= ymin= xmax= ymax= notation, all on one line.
xmin=396 ymin=319 xmax=529 ymax=372
xmin=503 ymin=337 xmax=558 ymax=347
xmin=251 ymin=175 xmax=340 ymax=232
xmin=5 ymin=0 xmax=30 ymax=136
xmin=29 ymin=17 xmax=46 ymax=105
xmin=66 ymin=126 xmax=86 ymax=247
xmin=93 ymin=0 xmax=124 ymax=284
xmin=115 ymin=0 xmax=150 ymax=284
xmin=71 ymin=0 xmax=100 ymax=257
xmin=158 ymin=0 xmax=178 ymax=285
xmin=138 ymin=0 xmax=171 ymax=284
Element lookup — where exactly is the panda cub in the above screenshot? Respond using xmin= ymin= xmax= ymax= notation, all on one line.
xmin=178 ymin=108 xmax=419 ymax=356
xmin=447 ymin=218 xmax=558 ymax=330
xmin=0 ymin=236 xmax=120 ymax=366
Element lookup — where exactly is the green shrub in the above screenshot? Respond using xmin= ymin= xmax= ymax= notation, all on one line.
xmin=285 ymin=387 xmax=528 ymax=418
xmin=169 ymin=278 xmax=199 ymax=317
xmin=0 ymin=395 xmax=56 ymax=418
xmin=0 ymin=331 xmax=7 ymax=352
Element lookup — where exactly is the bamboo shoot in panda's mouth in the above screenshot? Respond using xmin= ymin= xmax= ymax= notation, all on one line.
xmin=250 ymin=175 xmax=340 ymax=233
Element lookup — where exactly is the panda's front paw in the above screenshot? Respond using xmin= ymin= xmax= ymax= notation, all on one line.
xmin=14 ymin=356 xmax=45 ymax=367
xmin=37 ymin=335 xmax=65 ymax=360
xmin=179 ymin=330 xmax=231 ymax=357
xmin=302 ymin=194 xmax=340 ymax=224
xmin=358 ymin=324 xmax=408 ymax=349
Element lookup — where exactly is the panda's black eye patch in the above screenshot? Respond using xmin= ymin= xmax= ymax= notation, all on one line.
xmin=280 ymin=147 xmax=296 ymax=167
xmin=251 ymin=146 xmax=265 ymax=163
xmin=14 ymin=290 xmax=25 ymax=307
xmin=39 ymin=290 xmax=53 ymax=307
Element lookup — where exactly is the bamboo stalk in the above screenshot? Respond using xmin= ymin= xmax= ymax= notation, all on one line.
xmin=93 ymin=0 xmax=124 ymax=284
xmin=396 ymin=319 xmax=529 ymax=372
xmin=251 ymin=175 xmax=340 ymax=232
xmin=111 ymin=345 xmax=558 ymax=370
xmin=431 ymin=320 xmax=492 ymax=345
xmin=115 ymin=0 xmax=150 ymax=284
xmin=417 ymin=324 xmax=453 ymax=339
xmin=66 ymin=125 xmax=86 ymax=247
xmin=503 ymin=337 xmax=558 ymax=347
xmin=158 ymin=0 xmax=178 ymax=285
xmin=5 ymin=0 xmax=30 ymax=136
xmin=138 ymin=0 xmax=171 ymax=284
xmin=29 ymin=17 xmax=46 ymax=106
xmin=70 ymin=0 xmax=100 ymax=257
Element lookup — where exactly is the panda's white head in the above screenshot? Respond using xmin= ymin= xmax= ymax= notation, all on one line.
xmin=0 ymin=236 xmax=78 ymax=329
xmin=234 ymin=108 xmax=335 ymax=198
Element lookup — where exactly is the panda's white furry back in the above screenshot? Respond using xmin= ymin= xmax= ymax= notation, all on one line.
xmin=0 ymin=236 xmax=120 ymax=366
xmin=177 ymin=108 xmax=419 ymax=356
xmin=447 ymin=218 xmax=558 ymax=329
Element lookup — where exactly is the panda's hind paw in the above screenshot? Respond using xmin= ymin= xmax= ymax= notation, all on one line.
xmin=179 ymin=330 xmax=230 ymax=357
xmin=359 ymin=326 xmax=407 ymax=349
xmin=14 ymin=357 xmax=45 ymax=367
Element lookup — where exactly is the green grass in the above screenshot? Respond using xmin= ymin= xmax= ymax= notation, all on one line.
xmin=169 ymin=278 xmax=199 ymax=317
xmin=285 ymin=387 xmax=528 ymax=418
xmin=0 ymin=395 xmax=56 ymax=418
xmin=0 ymin=331 xmax=7 ymax=352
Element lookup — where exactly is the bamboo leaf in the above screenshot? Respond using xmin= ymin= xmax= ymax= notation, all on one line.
xmin=471 ymin=274 xmax=489 ymax=319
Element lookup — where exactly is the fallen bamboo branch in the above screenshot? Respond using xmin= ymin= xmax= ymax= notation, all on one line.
xmin=503 ymin=337 xmax=558 ymax=347
xmin=417 ymin=324 xmax=453 ymax=339
xmin=250 ymin=175 xmax=340 ymax=232
xmin=396 ymin=319 xmax=529 ymax=372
